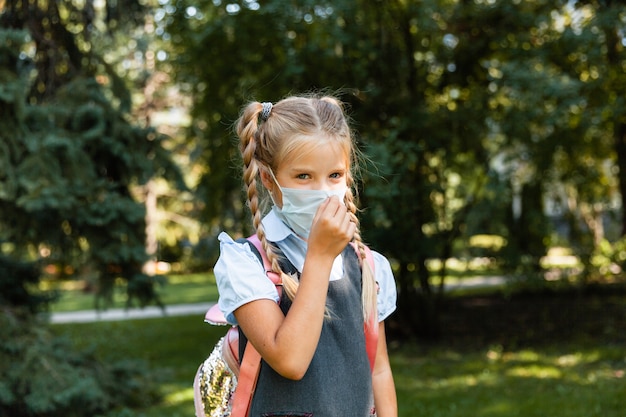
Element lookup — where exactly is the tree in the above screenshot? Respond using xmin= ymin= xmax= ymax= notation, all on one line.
xmin=0 ymin=1 xmax=182 ymax=309
xmin=557 ymin=0 xmax=626 ymax=281
xmin=0 ymin=3 xmax=178 ymax=413
xmin=488 ymin=0 xmax=625 ymax=283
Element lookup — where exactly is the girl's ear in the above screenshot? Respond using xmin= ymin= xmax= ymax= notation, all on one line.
xmin=260 ymin=167 xmax=282 ymax=207
xmin=260 ymin=168 xmax=274 ymax=191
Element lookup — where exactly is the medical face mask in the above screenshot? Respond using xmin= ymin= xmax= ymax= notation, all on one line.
xmin=269 ymin=172 xmax=347 ymax=238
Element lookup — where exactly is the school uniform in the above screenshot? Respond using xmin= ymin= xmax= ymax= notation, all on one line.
xmin=214 ymin=208 xmax=397 ymax=417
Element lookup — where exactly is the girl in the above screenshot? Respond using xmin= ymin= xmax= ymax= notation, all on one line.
xmin=214 ymin=94 xmax=398 ymax=417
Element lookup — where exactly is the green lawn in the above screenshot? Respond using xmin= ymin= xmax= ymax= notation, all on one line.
xmin=52 ymin=314 xmax=626 ymax=417
xmin=47 ymin=271 xmax=626 ymax=416
xmin=45 ymin=273 xmax=219 ymax=312
xmin=394 ymin=344 xmax=625 ymax=417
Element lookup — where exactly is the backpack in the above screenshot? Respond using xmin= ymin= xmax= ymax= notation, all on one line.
xmin=193 ymin=234 xmax=378 ymax=417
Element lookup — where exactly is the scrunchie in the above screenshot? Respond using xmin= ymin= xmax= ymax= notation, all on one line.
xmin=260 ymin=102 xmax=273 ymax=121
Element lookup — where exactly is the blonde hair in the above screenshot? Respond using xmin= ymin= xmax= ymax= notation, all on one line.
xmin=235 ymin=95 xmax=377 ymax=324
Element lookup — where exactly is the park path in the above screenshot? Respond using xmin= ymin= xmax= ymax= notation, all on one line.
xmin=49 ymin=276 xmax=506 ymax=324
xmin=49 ymin=301 xmax=214 ymax=324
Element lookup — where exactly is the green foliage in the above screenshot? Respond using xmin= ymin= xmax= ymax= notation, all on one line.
xmin=163 ymin=0 xmax=503 ymax=337
xmin=0 ymin=256 xmax=56 ymax=313
xmin=1 ymin=4 xmax=621 ymax=402
xmin=2 ymin=0 xmax=624 ymax=342
xmin=590 ymin=237 xmax=626 ymax=281
xmin=162 ymin=0 xmax=626 ymax=338
xmin=0 ymin=19 xmax=181 ymax=308
xmin=0 ymin=14 xmax=182 ymax=416
xmin=0 ymin=308 xmax=161 ymax=417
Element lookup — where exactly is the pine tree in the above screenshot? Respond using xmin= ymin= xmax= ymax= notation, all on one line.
xmin=0 ymin=2 xmax=180 ymax=310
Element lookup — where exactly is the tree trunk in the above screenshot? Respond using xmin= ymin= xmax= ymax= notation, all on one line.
xmin=603 ymin=22 xmax=626 ymax=236
xmin=143 ymin=180 xmax=158 ymax=275
xmin=615 ymin=123 xmax=626 ymax=236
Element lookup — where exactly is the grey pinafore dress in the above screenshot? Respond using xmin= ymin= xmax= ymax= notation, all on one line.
xmin=249 ymin=245 xmax=374 ymax=417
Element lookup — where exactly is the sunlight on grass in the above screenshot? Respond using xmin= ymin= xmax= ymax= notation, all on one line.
xmin=141 ymin=387 xmax=196 ymax=417
xmin=507 ymin=364 xmax=562 ymax=378
xmin=556 ymin=352 xmax=584 ymax=367
xmin=149 ymin=384 xmax=196 ymax=416
xmin=393 ymin=344 xmax=626 ymax=417
xmin=167 ymin=272 xmax=216 ymax=285
xmin=47 ymin=272 xmax=218 ymax=312
xmin=162 ymin=386 xmax=195 ymax=405
xmin=503 ymin=349 xmax=540 ymax=362
xmin=426 ymin=257 xmax=498 ymax=274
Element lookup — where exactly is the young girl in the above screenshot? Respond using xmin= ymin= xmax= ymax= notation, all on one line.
xmin=213 ymin=94 xmax=398 ymax=417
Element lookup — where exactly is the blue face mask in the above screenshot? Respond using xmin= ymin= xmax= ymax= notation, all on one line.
xmin=269 ymin=172 xmax=347 ymax=238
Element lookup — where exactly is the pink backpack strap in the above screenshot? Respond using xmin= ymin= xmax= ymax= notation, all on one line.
xmin=230 ymin=342 xmax=262 ymax=417
xmin=351 ymin=242 xmax=379 ymax=372
xmin=230 ymin=234 xmax=279 ymax=417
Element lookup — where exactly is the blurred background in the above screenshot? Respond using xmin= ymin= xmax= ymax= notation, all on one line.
xmin=1 ymin=1 xmax=625 ymax=416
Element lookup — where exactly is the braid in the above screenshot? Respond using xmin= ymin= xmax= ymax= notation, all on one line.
xmin=258 ymin=230 xmax=299 ymax=302
xmin=237 ymin=104 xmax=264 ymax=234
xmin=237 ymin=102 xmax=298 ymax=300
xmin=345 ymin=183 xmax=378 ymax=324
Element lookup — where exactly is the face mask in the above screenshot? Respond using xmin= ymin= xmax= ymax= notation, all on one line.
xmin=269 ymin=172 xmax=347 ymax=238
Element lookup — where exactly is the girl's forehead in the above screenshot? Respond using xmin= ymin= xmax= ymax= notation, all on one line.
xmin=281 ymin=137 xmax=349 ymax=168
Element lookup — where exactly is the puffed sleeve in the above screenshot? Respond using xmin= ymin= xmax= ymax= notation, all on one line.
xmin=373 ymin=251 xmax=398 ymax=322
xmin=214 ymin=232 xmax=281 ymax=325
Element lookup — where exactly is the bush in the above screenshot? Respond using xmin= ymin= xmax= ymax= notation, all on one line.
xmin=0 ymin=308 xmax=162 ymax=417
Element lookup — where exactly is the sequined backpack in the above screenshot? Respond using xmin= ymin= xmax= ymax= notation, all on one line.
xmin=193 ymin=234 xmax=378 ymax=417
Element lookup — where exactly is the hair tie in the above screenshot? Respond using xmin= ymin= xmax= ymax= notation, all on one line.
xmin=260 ymin=102 xmax=273 ymax=121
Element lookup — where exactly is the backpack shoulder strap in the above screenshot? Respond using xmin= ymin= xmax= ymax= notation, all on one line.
xmin=231 ymin=342 xmax=261 ymax=417
xmin=230 ymin=234 xmax=280 ymax=417
xmin=235 ymin=234 xmax=283 ymax=360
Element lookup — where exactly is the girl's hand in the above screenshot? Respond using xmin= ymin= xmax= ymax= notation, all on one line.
xmin=307 ymin=195 xmax=355 ymax=259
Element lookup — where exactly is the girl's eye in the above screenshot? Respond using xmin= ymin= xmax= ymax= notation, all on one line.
xmin=296 ymin=173 xmax=310 ymax=180
xmin=330 ymin=172 xmax=343 ymax=179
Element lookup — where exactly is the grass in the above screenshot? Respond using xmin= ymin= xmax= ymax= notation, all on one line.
xmin=47 ymin=269 xmax=626 ymax=416
xmin=44 ymin=273 xmax=219 ymax=312
xmin=394 ymin=344 xmax=625 ymax=417
xmin=52 ymin=315 xmax=626 ymax=417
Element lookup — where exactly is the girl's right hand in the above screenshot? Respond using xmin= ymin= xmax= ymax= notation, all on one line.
xmin=307 ymin=195 xmax=355 ymax=260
